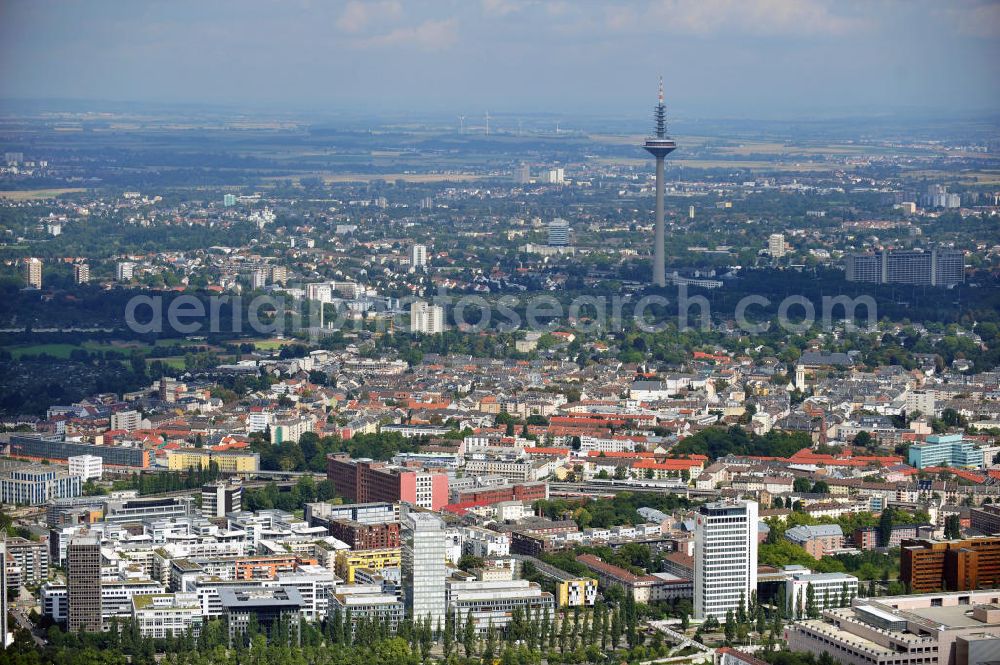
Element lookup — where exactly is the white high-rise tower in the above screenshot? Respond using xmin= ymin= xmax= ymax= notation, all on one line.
xmin=402 ymin=510 xmax=446 ymax=626
xmin=694 ymin=499 xmax=758 ymax=620
xmin=411 ymin=244 xmax=428 ymax=268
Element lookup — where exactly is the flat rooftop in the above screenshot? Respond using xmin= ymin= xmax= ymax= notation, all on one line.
xmin=795 ymin=619 xmax=895 ymax=658
xmin=218 ymin=586 xmax=304 ymax=609
xmin=906 ymin=605 xmax=994 ymax=629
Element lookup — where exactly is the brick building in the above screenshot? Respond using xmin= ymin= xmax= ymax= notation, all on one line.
xmin=901 ymin=537 xmax=1000 ymax=593
xmin=451 ymin=481 xmax=548 ymax=506
xmin=326 ymin=454 xmax=448 ymax=511
xmin=327 ymin=519 xmax=400 ymax=550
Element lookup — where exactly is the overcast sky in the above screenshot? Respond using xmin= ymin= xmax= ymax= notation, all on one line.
xmin=1 ymin=0 xmax=998 ymax=119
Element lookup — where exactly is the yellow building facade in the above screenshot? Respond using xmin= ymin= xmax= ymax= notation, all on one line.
xmin=335 ymin=548 xmax=401 ymax=583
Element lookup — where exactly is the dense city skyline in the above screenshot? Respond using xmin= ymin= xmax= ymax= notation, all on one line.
xmin=1 ymin=3 xmax=1000 ymax=665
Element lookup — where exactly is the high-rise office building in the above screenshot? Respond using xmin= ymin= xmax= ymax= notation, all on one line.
xmin=269 ymin=265 xmax=287 ymax=285
xmin=201 ymin=480 xmax=243 ymax=518
xmin=934 ymin=249 xmax=966 ymax=286
xmin=249 ymin=268 xmax=267 ymax=290
xmin=73 ymin=263 xmax=90 ymax=284
xmin=694 ymin=499 xmax=758 ymax=620
xmin=67 ymin=534 xmax=102 ymax=632
xmin=23 ymin=257 xmax=42 ymax=289
xmin=845 ymin=253 xmax=882 ymax=283
xmin=845 ymin=249 xmax=964 ymax=287
xmin=1 ymin=539 xmax=8 ymax=649
xmin=922 ymin=184 xmax=961 ymax=209
xmin=547 ymin=218 xmax=570 ymax=247
xmin=402 ymin=510 xmax=446 ymax=626
xmin=410 ymin=301 xmax=445 ymax=334
xmin=410 ymin=244 xmax=428 ymax=268
xmin=223 ymin=194 xmax=237 ymax=207
xmin=768 ymin=233 xmax=786 ymax=258
xmin=516 ymin=163 xmax=531 ymax=184
xmin=115 ymin=262 xmax=135 ymax=282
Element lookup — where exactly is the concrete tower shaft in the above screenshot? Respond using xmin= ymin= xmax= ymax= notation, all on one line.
xmin=643 ymin=77 xmax=677 ymax=287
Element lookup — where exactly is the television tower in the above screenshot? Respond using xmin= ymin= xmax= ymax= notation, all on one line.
xmin=643 ymin=77 xmax=677 ymax=287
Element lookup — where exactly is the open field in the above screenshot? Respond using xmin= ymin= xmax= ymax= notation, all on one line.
xmin=2 ymin=338 xmax=207 ymax=359
xmin=0 ymin=188 xmax=86 ymax=201
xmin=252 ymin=338 xmax=297 ymax=350
xmin=675 ymin=158 xmax=844 ymax=171
xmin=594 ymin=156 xmax=847 ymax=172
xmin=904 ymin=169 xmax=1000 ymax=185
xmin=716 ymin=142 xmax=871 ymax=156
xmin=265 ymin=172 xmax=491 ymax=184
xmin=4 ymin=343 xmax=83 ymax=359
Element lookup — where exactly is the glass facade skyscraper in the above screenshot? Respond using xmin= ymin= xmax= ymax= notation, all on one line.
xmin=402 ymin=510 xmax=446 ymax=627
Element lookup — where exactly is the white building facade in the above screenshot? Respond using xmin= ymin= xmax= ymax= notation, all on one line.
xmin=694 ymin=499 xmax=758 ymax=620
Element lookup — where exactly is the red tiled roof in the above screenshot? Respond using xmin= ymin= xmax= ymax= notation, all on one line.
xmin=923 ymin=467 xmax=986 ymax=484
xmin=632 ymin=458 xmax=703 ymax=471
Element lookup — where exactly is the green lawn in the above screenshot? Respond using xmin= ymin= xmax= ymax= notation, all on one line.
xmin=6 ymin=341 xmax=148 ymax=359
xmin=3 ymin=338 xmax=212 ymax=360
xmin=252 ymin=339 xmax=293 ymax=350
xmin=5 ymin=343 xmax=83 ymax=359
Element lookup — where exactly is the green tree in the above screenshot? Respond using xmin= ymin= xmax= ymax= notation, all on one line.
xmin=878 ymin=507 xmax=894 ymax=547
xmin=806 ymin=582 xmax=819 ymax=619
xmin=462 ymin=611 xmax=476 ymax=657
xmin=483 ymin=620 xmax=497 ymax=662
xmin=944 ymin=514 xmax=962 ymax=540
xmin=853 ymin=430 xmax=874 ymax=448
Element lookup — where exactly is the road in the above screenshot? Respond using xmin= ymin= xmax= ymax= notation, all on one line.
xmin=10 ymin=607 xmax=45 ymax=647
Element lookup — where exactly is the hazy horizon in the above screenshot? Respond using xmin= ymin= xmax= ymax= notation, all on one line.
xmin=1 ymin=0 xmax=999 ymax=120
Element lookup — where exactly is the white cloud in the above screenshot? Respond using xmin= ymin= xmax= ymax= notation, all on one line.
xmin=353 ymin=18 xmax=459 ymax=51
xmin=336 ymin=1 xmax=402 ymax=34
xmin=644 ymin=0 xmax=868 ymax=36
xmin=947 ymin=1 xmax=1000 ymax=38
xmin=481 ymin=0 xmax=525 ymax=17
